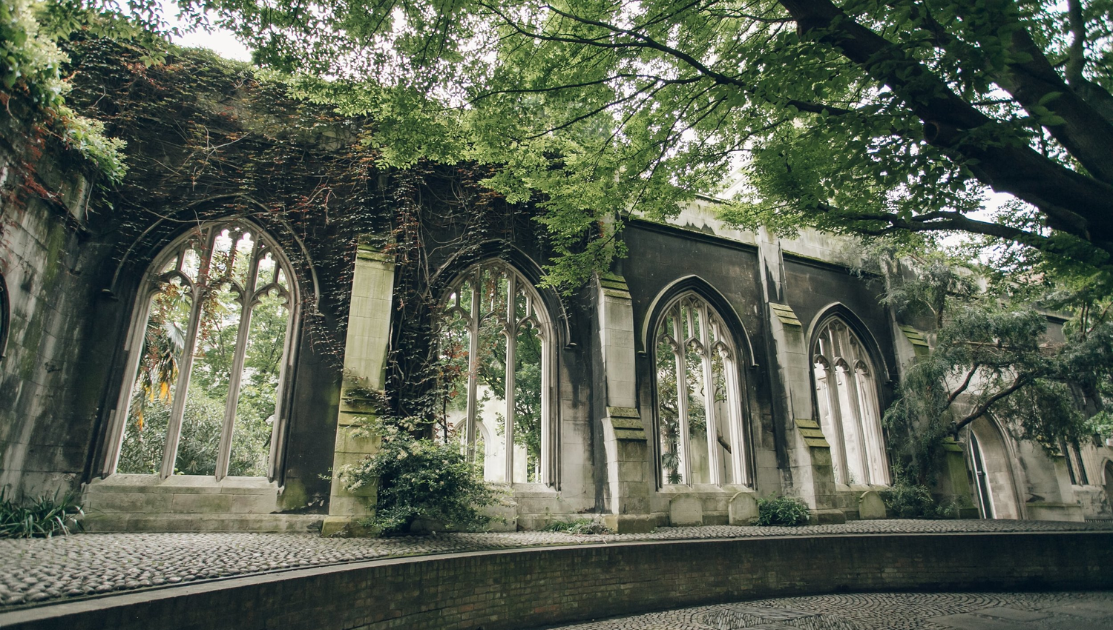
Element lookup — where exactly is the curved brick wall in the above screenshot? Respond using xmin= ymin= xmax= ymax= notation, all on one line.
xmin=2 ymin=532 xmax=1110 ymax=630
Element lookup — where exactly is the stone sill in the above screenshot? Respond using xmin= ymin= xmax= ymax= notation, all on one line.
xmin=492 ymin=483 xmax=558 ymax=499
xmin=88 ymin=474 xmax=279 ymax=496
xmin=656 ymin=484 xmax=753 ymax=496
xmin=833 ymin=483 xmax=889 ymax=493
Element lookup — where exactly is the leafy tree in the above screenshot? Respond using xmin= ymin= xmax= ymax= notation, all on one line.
xmin=46 ymin=0 xmax=1113 ymax=282
xmin=866 ymin=239 xmax=1113 ymax=484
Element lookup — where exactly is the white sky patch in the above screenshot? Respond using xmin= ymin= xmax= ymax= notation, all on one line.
xmin=159 ymin=0 xmax=252 ymax=62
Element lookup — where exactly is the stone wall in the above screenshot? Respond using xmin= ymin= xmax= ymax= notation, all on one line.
xmin=2 ymin=532 xmax=1110 ymax=630
xmin=0 ymin=106 xmax=109 ymax=499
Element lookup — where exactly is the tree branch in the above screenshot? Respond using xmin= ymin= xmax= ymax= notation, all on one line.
xmin=776 ymin=0 xmax=1113 ymax=254
xmin=954 ymin=374 xmax=1032 ymax=431
xmin=947 ymin=364 xmax=980 ymax=407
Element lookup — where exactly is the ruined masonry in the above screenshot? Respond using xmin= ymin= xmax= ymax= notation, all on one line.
xmin=1 ymin=43 xmax=1111 ymax=535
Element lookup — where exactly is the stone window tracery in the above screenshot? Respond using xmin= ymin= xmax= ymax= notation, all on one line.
xmin=811 ymin=318 xmax=889 ymax=486
xmin=107 ymin=221 xmax=298 ymax=480
xmin=438 ymin=260 xmax=553 ymax=485
xmin=653 ymin=293 xmax=749 ymax=487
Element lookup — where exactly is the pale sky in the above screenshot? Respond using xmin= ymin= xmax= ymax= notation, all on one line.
xmin=160 ymin=0 xmax=252 ymax=61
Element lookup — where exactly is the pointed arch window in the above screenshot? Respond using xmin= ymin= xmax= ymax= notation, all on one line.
xmin=437 ymin=260 xmax=554 ymax=485
xmin=653 ymin=293 xmax=749 ymax=487
xmin=107 ymin=221 xmax=299 ymax=480
xmin=812 ymin=318 xmax=889 ymax=486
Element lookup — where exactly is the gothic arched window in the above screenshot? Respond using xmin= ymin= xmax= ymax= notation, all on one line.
xmin=438 ymin=260 xmax=553 ymax=485
xmin=812 ymin=317 xmax=889 ymax=486
xmin=653 ymin=293 xmax=749 ymax=487
xmin=107 ymin=221 xmax=298 ymax=480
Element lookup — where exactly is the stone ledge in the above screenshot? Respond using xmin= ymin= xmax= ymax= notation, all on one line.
xmin=2 ymin=532 xmax=1110 ymax=630
xmin=81 ymin=513 xmax=323 ymax=534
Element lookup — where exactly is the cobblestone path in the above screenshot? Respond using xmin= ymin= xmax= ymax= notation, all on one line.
xmin=537 ymin=592 xmax=1113 ymax=629
xmin=0 ymin=519 xmax=1109 ymax=610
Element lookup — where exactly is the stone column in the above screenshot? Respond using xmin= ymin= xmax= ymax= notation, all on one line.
xmin=321 ymin=244 xmax=396 ymax=537
xmin=756 ymin=232 xmax=842 ymax=523
xmin=597 ymin=273 xmax=654 ymax=533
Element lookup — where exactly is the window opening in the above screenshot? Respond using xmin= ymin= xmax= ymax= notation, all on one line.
xmin=969 ymin=431 xmax=995 ymax=519
xmin=812 ymin=318 xmax=889 ymax=486
xmin=437 ymin=260 xmax=552 ymax=485
xmin=654 ymin=293 xmax=748 ymax=487
xmin=111 ymin=222 xmax=296 ymax=480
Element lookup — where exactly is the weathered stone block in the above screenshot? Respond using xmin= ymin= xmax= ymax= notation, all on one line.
xmin=858 ymin=491 xmax=886 ymax=520
xmin=669 ymin=496 xmax=703 ymax=526
xmin=602 ymin=513 xmax=655 ymax=533
xmin=728 ymin=492 xmax=758 ymax=525
xmin=810 ymin=508 xmax=847 ymax=525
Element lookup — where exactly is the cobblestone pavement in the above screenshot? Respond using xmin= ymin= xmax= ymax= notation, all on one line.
xmin=0 ymin=519 xmax=1110 ymax=610
xmin=537 ymin=592 xmax=1113 ymax=629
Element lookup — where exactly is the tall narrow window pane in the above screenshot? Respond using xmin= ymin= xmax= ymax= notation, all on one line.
xmin=177 ymin=279 xmax=240 ymax=476
xmin=118 ymin=278 xmax=191 ymax=474
xmin=229 ymin=278 xmax=290 ymax=476
xmin=513 ymin=322 xmax=543 ymax=483
xmin=685 ymin=339 xmax=710 ymax=484
xmin=475 ymin=268 xmax=508 ymax=483
xmin=711 ymin=349 xmax=733 ymax=484
xmin=656 ymin=329 xmax=682 ymax=485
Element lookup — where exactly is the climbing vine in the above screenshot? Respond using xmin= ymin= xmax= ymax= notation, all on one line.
xmin=60 ymin=35 xmax=551 ymax=436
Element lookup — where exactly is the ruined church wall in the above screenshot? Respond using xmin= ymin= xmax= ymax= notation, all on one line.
xmin=0 ymin=110 xmax=118 ymax=499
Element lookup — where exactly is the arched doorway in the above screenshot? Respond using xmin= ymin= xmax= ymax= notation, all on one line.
xmin=967 ymin=416 xmax=1021 ymax=520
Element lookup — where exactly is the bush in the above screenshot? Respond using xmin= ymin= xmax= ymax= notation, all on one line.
xmin=0 ymin=490 xmax=83 ymax=538
xmin=344 ymin=429 xmax=500 ymax=536
xmin=880 ymin=483 xmax=939 ymax=519
xmin=543 ymin=518 xmax=611 ymax=535
xmin=756 ymin=495 xmax=810 ymax=526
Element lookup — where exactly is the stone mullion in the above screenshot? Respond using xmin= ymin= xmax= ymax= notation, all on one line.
xmin=672 ymin=312 xmax=692 ymax=486
xmin=215 ymin=239 xmax=263 ymax=480
xmin=465 ymin=274 xmax=481 ymax=463
xmin=697 ymin=303 xmax=722 ymax=486
xmin=161 ymin=229 xmax=216 ymax=479
xmin=504 ymin=274 xmax=517 ymax=484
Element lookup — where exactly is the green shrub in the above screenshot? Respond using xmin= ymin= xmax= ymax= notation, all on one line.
xmin=880 ymin=483 xmax=938 ymax=519
xmin=756 ymin=495 xmax=810 ymax=526
xmin=543 ymin=518 xmax=611 ymax=535
xmin=0 ymin=490 xmax=83 ymax=538
xmin=344 ymin=429 xmax=500 ymax=536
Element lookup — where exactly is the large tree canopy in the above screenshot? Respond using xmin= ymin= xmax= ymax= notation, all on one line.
xmin=67 ymin=0 xmax=1108 ymax=279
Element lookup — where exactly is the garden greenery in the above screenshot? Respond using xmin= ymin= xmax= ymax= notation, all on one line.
xmin=342 ymin=424 xmax=501 ymax=535
xmin=542 ymin=518 xmax=611 ymax=535
xmin=0 ymin=490 xmax=83 ymax=538
xmin=755 ymin=495 xmax=810 ymax=527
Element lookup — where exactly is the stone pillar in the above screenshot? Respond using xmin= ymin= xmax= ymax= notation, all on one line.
xmin=756 ymin=233 xmax=842 ymax=522
xmin=597 ymin=273 xmax=654 ymax=533
xmin=321 ymin=244 xmax=396 ymax=537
